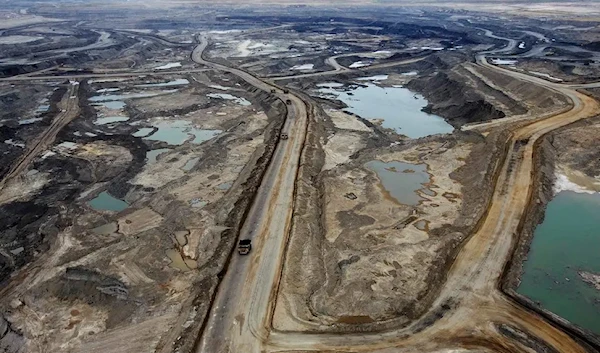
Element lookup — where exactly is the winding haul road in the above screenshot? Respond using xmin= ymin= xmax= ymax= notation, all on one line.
xmin=1 ymin=22 xmax=596 ymax=353
xmin=193 ymin=27 xmax=600 ymax=353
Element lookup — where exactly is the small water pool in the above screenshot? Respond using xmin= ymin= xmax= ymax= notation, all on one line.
xmin=364 ymin=160 xmax=432 ymax=206
xmin=146 ymin=148 xmax=170 ymax=163
xmin=141 ymin=120 xmax=221 ymax=146
xmin=89 ymin=191 xmax=129 ymax=212
xmin=318 ymin=83 xmax=453 ymax=138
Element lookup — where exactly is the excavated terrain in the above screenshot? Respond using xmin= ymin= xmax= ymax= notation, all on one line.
xmin=273 ymin=44 xmax=581 ymax=333
xmin=0 ymin=65 xmax=286 ymax=352
xmin=501 ymin=114 xmax=600 ymax=346
xmin=1 ymin=4 xmax=600 ymax=353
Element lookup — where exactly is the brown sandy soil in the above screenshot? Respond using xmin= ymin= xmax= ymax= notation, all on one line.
xmin=273 ymin=126 xmax=511 ymax=331
xmin=0 ymin=79 xmax=284 ymax=353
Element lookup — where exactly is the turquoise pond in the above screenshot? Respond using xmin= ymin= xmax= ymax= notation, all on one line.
xmin=88 ymin=191 xmax=128 ymax=212
xmin=517 ymin=191 xmax=600 ymax=335
xmin=142 ymin=121 xmax=221 ymax=145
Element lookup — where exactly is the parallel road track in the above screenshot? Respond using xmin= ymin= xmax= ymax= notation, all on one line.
xmin=0 ymin=82 xmax=80 ymax=190
xmin=195 ymin=30 xmax=600 ymax=353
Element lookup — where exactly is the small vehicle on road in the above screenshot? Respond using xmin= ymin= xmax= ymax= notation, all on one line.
xmin=285 ymin=99 xmax=292 ymax=105
xmin=281 ymin=133 xmax=289 ymax=140
xmin=238 ymin=239 xmax=252 ymax=255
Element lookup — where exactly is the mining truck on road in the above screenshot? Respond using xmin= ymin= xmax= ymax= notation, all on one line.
xmin=238 ymin=239 xmax=252 ymax=255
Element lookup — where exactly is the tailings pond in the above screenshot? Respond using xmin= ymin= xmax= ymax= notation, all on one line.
xmin=318 ymin=81 xmax=453 ymax=138
xmin=365 ymin=160 xmax=433 ymax=206
xmin=517 ymin=191 xmax=600 ymax=335
xmin=89 ymin=191 xmax=129 ymax=212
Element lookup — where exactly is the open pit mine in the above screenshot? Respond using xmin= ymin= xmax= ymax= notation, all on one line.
xmin=0 ymin=1 xmax=600 ymax=353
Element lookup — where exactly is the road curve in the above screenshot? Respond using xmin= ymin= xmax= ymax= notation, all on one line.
xmin=252 ymin=30 xmax=598 ymax=353
xmin=192 ymin=36 xmax=309 ymax=353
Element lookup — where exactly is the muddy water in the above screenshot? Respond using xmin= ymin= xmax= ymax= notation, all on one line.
xmin=88 ymin=191 xmax=128 ymax=212
xmin=146 ymin=148 xmax=170 ymax=163
xmin=318 ymin=83 xmax=453 ymax=138
xmin=166 ymin=249 xmax=197 ymax=271
xmin=518 ymin=191 xmax=600 ymax=335
xmin=365 ymin=161 xmax=432 ymax=206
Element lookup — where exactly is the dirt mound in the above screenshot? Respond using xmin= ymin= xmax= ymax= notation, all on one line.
xmin=407 ymin=72 xmax=505 ymax=126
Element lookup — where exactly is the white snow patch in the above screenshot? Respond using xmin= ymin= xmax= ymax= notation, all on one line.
xmin=209 ymin=30 xmax=242 ymax=34
xmin=18 ymin=117 xmax=43 ymax=125
xmin=57 ymin=141 xmax=78 ymax=150
xmin=154 ymin=62 xmax=182 ymax=70
xmin=209 ymin=84 xmax=230 ymax=91
xmin=236 ymin=40 xmax=252 ymax=57
xmin=4 ymin=139 xmax=25 ymax=148
xmin=554 ymin=173 xmax=598 ymax=194
xmin=349 ymin=61 xmax=370 ymax=68
xmin=357 ymin=74 xmax=388 ymax=81
xmin=248 ymin=42 xmax=272 ymax=49
xmin=96 ymin=88 xmax=120 ymax=93
xmin=317 ymin=82 xmax=344 ymax=88
xmin=0 ymin=35 xmax=42 ymax=45
xmin=491 ymin=59 xmax=518 ymax=65
xmin=291 ymin=64 xmax=314 ymax=71
xmin=401 ymin=71 xmax=418 ymax=76
xmin=41 ymin=151 xmax=56 ymax=159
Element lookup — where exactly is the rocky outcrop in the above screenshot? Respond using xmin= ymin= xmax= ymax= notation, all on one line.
xmin=0 ymin=315 xmax=25 ymax=353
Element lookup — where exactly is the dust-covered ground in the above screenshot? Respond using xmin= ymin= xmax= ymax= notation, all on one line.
xmin=273 ymin=111 xmax=509 ymax=331
xmin=0 ymin=67 xmax=286 ymax=352
xmin=1 ymin=3 xmax=600 ymax=352
xmin=272 ymin=39 xmax=580 ymax=332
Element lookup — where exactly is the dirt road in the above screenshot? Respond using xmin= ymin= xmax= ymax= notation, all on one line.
xmin=265 ymin=83 xmax=598 ymax=353
xmin=0 ymin=82 xmax=80 ymax=190
xmin=201 ymin=30 xmax=600 ymax=353
xmin=192 ymin=36 xmax=309 ymax=353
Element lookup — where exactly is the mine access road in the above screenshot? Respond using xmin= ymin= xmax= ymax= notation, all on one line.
xmin=192 ymin=36 xmax=309 ymax=353
xmin=194 ymin=29 xmax=600 ymax=353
